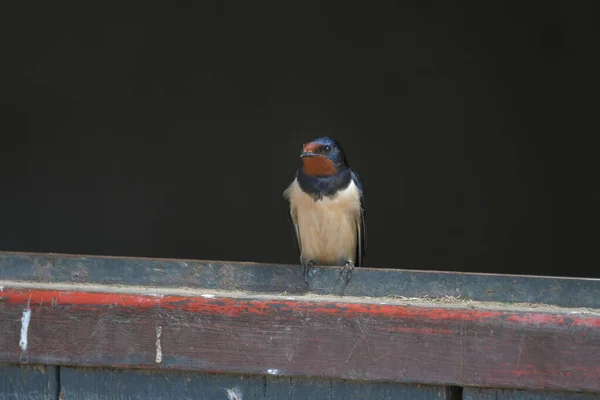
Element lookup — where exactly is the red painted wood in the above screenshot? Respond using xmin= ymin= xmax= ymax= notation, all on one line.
xmin=3 ymin=288 xmax=600 ymax=328
xmin=1 ymin=286 xmax=599 ymax=393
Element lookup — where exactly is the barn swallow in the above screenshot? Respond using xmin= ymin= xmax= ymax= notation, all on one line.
xmin=283 ymin=137 xmax=366 ymax=286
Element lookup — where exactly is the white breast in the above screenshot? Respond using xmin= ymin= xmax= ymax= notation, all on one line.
xmin=283 ymin=178 xmax=361 ymax=266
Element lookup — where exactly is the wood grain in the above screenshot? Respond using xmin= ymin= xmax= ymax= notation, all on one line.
xmin=0 ymin=364 xmax=58 ymax=400
xmin=463 ymin=387 xmax=600 ymax=399
xmin=1 ymin=285 xmax=599 ymax=393
xmin=0 ymin=365 xmax=457 ymax=400
xmin=59 ymin=367 xmax=265 ymax=400
xmin=266 ymin=376 xmax=456 ymax=399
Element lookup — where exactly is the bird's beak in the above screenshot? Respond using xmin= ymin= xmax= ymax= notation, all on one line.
xmin=301 ymin=151 xmax=316 ymax=158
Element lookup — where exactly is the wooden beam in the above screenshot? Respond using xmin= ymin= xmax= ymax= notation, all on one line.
xmin=55 ymin=367 xmax=457 ymax=400
xmin=463 ymin=387 xmax=600 ymax=399
xmin=0 ymin=364 xmax=58 ymax=400
xmin=1 ymin=251 xmax=599 ymax=308
xmin=1 ymin=282 xmax=599 ymax=393
xmin=58 ymin=367 xmax=267 ymax=400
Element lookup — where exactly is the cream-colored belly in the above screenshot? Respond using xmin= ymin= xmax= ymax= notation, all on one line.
xmin=284 ymin=179 xmax=360 ymax=265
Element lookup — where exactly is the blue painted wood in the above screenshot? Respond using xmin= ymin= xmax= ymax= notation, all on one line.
xmin=266 ymin=376 xmax=345 ymax=399
xmin=463 ymin=387 xmax=600 ymax=399
xmin=342 ymin=380 xmax=457 ymax=400
xmin=266 ymin=376 xmax=457 ymax=399
xmin=1 ymin=365 xmax=458 ymax=400
xmin=0 ymin=364 xmax=58 ymax=400
xmin=59 ymin=367 xmax=265 ymax=400
xmin=1 ymin=251 xmax=599 ymax=308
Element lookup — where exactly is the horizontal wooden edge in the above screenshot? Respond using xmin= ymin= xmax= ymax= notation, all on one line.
xmin=1 ymin=251 xmax=600 ymax=308
xmin=0 ymin=364 xmax=461 ymax=400
xmin=1 ymin=284 xmax=600 ymax=393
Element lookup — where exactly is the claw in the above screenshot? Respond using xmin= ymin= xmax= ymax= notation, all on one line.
xmin=302 ymin=260 xmax=316 ymax=285
xmin=338 ymin=261 xmax=355 ymax=285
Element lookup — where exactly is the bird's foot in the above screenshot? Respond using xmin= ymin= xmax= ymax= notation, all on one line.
xmin=338 ymin=261 xmax=355 ymax=286
xmin=302 ymin=260 xmax=316 ymax=286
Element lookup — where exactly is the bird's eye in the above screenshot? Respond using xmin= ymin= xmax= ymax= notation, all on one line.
xmin=323 ymin=146 xmax=332 ymax=153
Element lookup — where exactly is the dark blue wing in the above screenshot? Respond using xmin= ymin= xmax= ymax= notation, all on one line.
xmin=286 ymin=206 xmax=302 ymax=258
xmin=285 ymin=172 xmax=303 ymax=261
xmin=350 ymin=168 xmax=366 ymax=267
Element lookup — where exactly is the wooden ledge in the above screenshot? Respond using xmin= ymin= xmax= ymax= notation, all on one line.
xmin=1 ymin=279 xmax=600 ymax=393
xmin=1 ymin=251 xmax=600 ymax=308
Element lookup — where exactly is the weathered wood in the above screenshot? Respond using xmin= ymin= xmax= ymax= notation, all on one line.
xmin=0 ymin=365 xmax=455 ymax=400
xmin=1 ymin=284 xmax=599 ymax=393
xmin=59 ymin=367 xmax=265 ymax=399
xmin=340 ymin=380 xmax=457 ymax=400
xmin=463 ymin=387 xmax=600 ymax=399
xmin=1 ymin=251 xmax=600 ymax=308
xmin=266 ymin=376 xmax=345 ymax=399
xmin=266 ymin=377 xmax=456 ymax=399
xmin=0 ymin=364 xmax=58 ymax=400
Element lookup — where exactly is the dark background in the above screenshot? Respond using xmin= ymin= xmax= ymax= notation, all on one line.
xmin=0 ymin=2 xmax=598 ymax=278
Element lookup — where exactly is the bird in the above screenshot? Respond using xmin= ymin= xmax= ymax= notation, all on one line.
xmin=283 ymin=137 xmax=366 ymax=286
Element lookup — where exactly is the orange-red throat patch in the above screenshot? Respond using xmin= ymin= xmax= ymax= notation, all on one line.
xmin=301 ymin=142 xmax=337 ymax=176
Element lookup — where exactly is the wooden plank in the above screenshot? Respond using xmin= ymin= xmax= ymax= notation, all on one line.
xmin=266 ymin=376 xmax=345 ymax=399
xmin=1 ymin=284 xmax=599 ymax=393
xmin=341 ymin=380 xmax=456 ymax=400
xmin=266 ymin=376 xmax=455 ymax=399
xmin=463 ymin=387 xmax=600 ymax=399
xmin=0 ymin=364 xmax=58 ymax=400
xmin=1 ymin=251 xmax=600 ymax=308
xmin=59 ymin=367 xmax=265 ymax=399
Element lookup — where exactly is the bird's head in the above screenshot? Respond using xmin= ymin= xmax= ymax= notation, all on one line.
xmin=300 ymin=137 xmax=348 ymax=177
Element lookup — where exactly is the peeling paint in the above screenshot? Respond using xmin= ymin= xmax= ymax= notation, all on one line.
xmin=3 ymin=289 xmax=600 ymax=328
xmin=19 ymin=307 xmax=31 ymax=351
xmin=155 ymin=326 xmax=163 ymax=363
xmin=225 ymin=386 xmax=242 ymax=400
xmin=569 ymin=310 xmax=600 ymax=316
